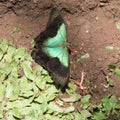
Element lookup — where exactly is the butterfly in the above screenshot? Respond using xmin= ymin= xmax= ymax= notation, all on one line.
xmin=31 ymin=8 xmax=69 ymax=89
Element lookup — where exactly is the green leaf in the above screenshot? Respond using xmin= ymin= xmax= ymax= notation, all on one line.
xmin=21 ymin=61 xmax=35 ymax=80
xmin=43 ymin=76 xmax=53 ymax=83
xmin=14 ymin=48 xmax=32 ymax=62
xmin=20 ymin=91 xmax=33 ymax=98
xmin=31 ymin=103 xmax=43 ymax=116
xmin=3 ymin=45 xmax=16 ymax=63
xmin=0 ymin=62 xmax=12 ymax=80
xmin=9 ymin=81 xmax=20 ymax=100
xmin=34 ymin=94 xmax=46 ymax=104
xmin=45 ymin=86 xmax=58 ymax=102
xmin=115 ymin=103 xmax=120 ymax=109
xmin=0 ymin=103 xmax=2 ymax=118
xmin=48 ymin=102 xmax=63 ymax=113
xmin=12 ymin=107 xmax=22 ymax=119
xmin=19 ymin=77 xmax=33 ymax=94
xmin=5 ymin=82 xmax=13 ymax=98
xmin=77 ymin=53 xmax=90 ymax=62
xmin=108 ymin=78 xmax=114 ymax=87
xmin=105 ymin=46 xmax=114 ymax=50
xmin=61 ymin=94 xmax=81 ymax=103
xmin=81 ymin=95 xmax=91 ymax=109
xmin=102 ymin=95 xmax=118 ymax=114
xmin=0 ymin=84 xmax=5 ymax=101
xmin=63 ymin=106 xmax=75 ymax=113
xmin=7 ymin=98 xmax=32 ymax=109
xmin=10 ymin=61 xmax=19 ymax=78
xmin=68 ymin=83 xmax=77 ymax=92
xmin=34 ymin=77 xmax=46 ymax=90
xmin=45 ymin=114 xmax=61 ymax=120
xmin=74 ymin=113 xmax=82 ymax=120
xmin=108 ymin=64 xmax=116 ymax=71
xmin=92 ymin=112 xmax=106 ymax=120
xmin=115 ymin=68 xmax=120 ymax=76
xmin=40 ymin=101 xmax=48 ymax=113
xmin=33 ymin=65 xmax=43 ymax=74
xmin=31 ymin=39 xmax=35 ymax=47
xmin=32 ymin=83 xmax=39 ymax=96
xmin=61 ymin=113 xmax=74 ymax=120
xmin=105 ymin=46 xmax=119 ymax=51
xmin=81 ymin=110 xmax=91 ymax=119
xmin=19 ymin=106 xmax=36 ymax=118
xmin=75 ymin=110 xmax=91 ymax=120
xmin=6 ymin=110 xmax=15 ymax=120
xmin=0 ymin=49 xmax=3 ymax=61
xmin=12 ymin=27 xmax=20 ymax=34
xmin=116 ymin=22 xmax=120 ymax=30
xmin=13 ymin=48 xmax=25 ymax=60
xmin=0 ymin=38 xmax=9 ymax=52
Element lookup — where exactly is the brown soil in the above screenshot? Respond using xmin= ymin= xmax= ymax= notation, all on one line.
xmin=0 ymin=0 xmax=120 ymax=103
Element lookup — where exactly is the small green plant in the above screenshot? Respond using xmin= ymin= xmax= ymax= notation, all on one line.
xmin=12 ymin=27 xmax=20 ymax=34
xmin=105 ymin=46 xmax=120 ymax=51
xmin=107 ymin=78 xmax=114 ymax=87
xmin=116 ymin=22 xmax=120 ymax=30
xmin=0 ymin=39 xmax=120 ymax=120
xmin=91 ymin=95 xmax=120 ymax=120
xmin=102 ymin=95 xmax=120 ymax=115
xmin=77 ymin=53 xmax=90 ymax=62
xmin=0 ymin=39 xmax=81 ymax=120
xmin=109 ymin=64 xmax=120 ymax=77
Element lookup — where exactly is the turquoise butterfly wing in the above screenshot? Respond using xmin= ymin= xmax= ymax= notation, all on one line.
xmin=42 ymin=23 xmax=69 ymax=67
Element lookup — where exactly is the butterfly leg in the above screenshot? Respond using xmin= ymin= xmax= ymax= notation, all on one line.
xmin=74 ymin=71 xmax=86 ymax=90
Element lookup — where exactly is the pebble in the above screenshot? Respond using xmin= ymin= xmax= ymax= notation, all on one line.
xmin=103 ymin=88 xmax=107 ymax=92
xmin=98 ymin=58 xmax=103 ymax=62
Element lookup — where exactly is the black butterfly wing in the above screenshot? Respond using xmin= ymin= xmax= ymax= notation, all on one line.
xmin=31 ymin=8 xmax=69 ymax=88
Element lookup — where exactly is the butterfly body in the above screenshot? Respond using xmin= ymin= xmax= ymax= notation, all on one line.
xmin=31 ymin=8 xmax=69 ymax=88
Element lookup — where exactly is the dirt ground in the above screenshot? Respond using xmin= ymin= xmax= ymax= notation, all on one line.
xmin=0 ymin=0 xmax=120 ymax=103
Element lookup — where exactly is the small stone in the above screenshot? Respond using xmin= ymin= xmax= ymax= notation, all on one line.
xmin=103 ymin=88 xmax=107 ymax=92
xmin=98 ymin=58 xmax=103 ymax=62
xmin=94 ymin=85 xmax=97 ymax=89
xmin=95 ymin=16 xmax=99 ymax=21
xmin=85 ymin=30 xmax=89 ymax=33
